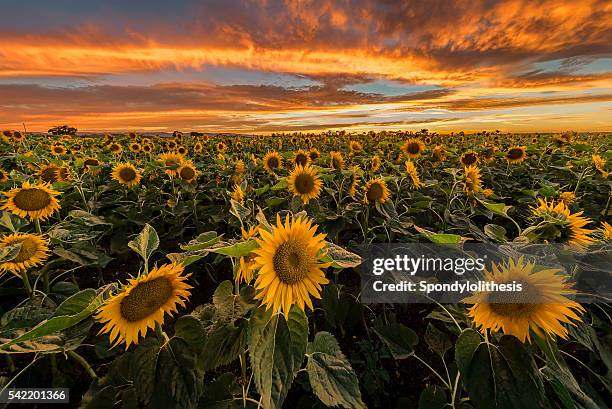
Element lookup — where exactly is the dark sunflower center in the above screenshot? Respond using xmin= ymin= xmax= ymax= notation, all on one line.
xmin=165 ymin=159 xmax=177 ymax=167
xmin=84 ymin=159 xmax=99 ymax=167
xmin=180 ymin=167 xmax=196 ymax=180
xmin=14 ymin=238 xmax=39 ymax=262
xmin=366 ymin=183 xmax=383 ymax=202
xmin=119 ymin=167 xmax=137 ymax=182
xmin=294 ymin=173 xmax=315 ymax=194
xmin=13 ymin=188 xmax=52 ymax=211
xmin=487 ymin=281 xmax=540 ymax=318
xmin=309 ymin=151 xmax=319 ymax=160
xmin=295 ymin=154 xmax=308 ymax=166
xmin=267 ymin=157 xmax=279 ymax=168
xmin=54 ymin=147 xmax=64 ymax=153
xmin=407 ymin=143 xmax=420 ymax=154
xmin=120 ymin=277 xmax=174 ymax=322
xmin=272 ymin=240 xmax=311 ymax=284
xmin=507 ymin=149 xmax=523 ymax=160
xmin=462 ymin=153 xmax=477 ymax=165
xmin=40 ymin=167 xmax=58 ymax=183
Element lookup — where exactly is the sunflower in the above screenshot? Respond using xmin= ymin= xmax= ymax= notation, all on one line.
xmin=56 ymin=167 xmax=71 ymax=182
xmin=402 ymin=138 xmax=425 ymax=159
xmin=463 ymin=165 xmax=482 ymax=195
xmin=288 ymin=164 xmax=322 ymax=204
xmin=263 ymin=151 xmax=282 ymax=174
xmin=531 ymin=199 xmax=595 ymax=247
xmin=330 ymin=151 xmax=344 ymax=170
xmin=142 ymin=144 xmax=153 ymax=154
xmin=129 ymin=142 xmax=141 ymax=153
xmin=349 ymin=165 xmax=361 ymax=197
xmin=0 ymin=168 xmax=8 ymax=182
xmin=194 ymin=142 xmax=203 ymax=153
xmin=349 ymin=140 xmax=363 ymax=153
xmin=363 ymin=178 xmax=390 ymax=205
xmin=216 ymin=141 xmax=227 ymax=153
xmin=0 ymin=233 xmax=50 ymax=274
xmin=294 ymin=149 xmax=311 ymax=167
xmin=558 ymin=191 xmax=576 ymax=205
xmin=159 ymin=152 xmax=183 ymax=177
xmin=463 ymin=257 xmax=584 ymax=342
xmin=51 ymin=145 xmax=66 ymax=156
xmin=38 ymin=164 xmax=60 ymax=184
xmin=600 ymin=222 xmax=612 ymax=242
xmin=95 ymin=263 xmax=192 ymax=349
xmin=480 ymin=145 xmax=497 ymax=163
xmin=404 ymin=160 xmax=423 ymax=189
xmin=83 ymin=157 xmax=102 ymax=175
xmin=235 ymin=159 xmax=246 ymax=175
xmin=371 ymin=155 xmax=381 ymax=172
xmin=253 ymin=214 xmax=330 ymax=316
xmin=460 ymin=151 xmax=478 ymax=167
xmin=1 ymin=130 xmax=12 ymax=142
xmin=111 ymin=163 xmax=142 ymax=188
xmin=506 ymin=146 xmax=527 ymax=164
xmin=2 ymin=181 xmax=61 ymax=220
xmin=178 ymin=162 xmax=198 ymax=184
xmin=109 ymin=143 xmax=123 ymax=155
xmin=432 ymin=145 xmax=447 ymax=162
xmin=592 ymin=154 xmax=608 ymax=177
xmin=309 ymin=148 xmax=321 ymax=162
xmin=128 ymin=131 xmax=137 ymax=139
xmin=231 ymin=184 xmax=245 ymax=204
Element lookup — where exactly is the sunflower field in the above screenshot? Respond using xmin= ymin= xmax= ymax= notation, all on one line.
xmin=0 ymin=129 xmax=610 ymax=409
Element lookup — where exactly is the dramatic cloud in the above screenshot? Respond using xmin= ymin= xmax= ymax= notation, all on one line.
xmin=0 ymin=0 xmax=610 ymax=132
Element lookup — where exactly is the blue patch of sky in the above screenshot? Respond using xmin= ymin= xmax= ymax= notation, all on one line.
xmin=342 ymin=80 xmax=439 ymax=96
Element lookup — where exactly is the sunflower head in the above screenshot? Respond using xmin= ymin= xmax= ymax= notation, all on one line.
xmin=592 ymin=154 xmax=608 ymax=177
xmin=405 ymin=160 xmax=423 ymax=189
xmin=464 ymin=257 xmax=584 ymax=342
xmin=2 ymin=180 xmax=61 ymax=220
xmin=231 ymin=184 xmax=245 ymax=204
xmin=558 ymin=191 xmax=576 ymax=205
xmin=363 ymin=178 xmax=390 ymax=205
xmin=0 ymin=168 xmax=8 ymax=182
xmin=38 ymin=164 xmax=60 ymax=184
xmin=600 ymin=221 xmax=612 ymax=242
xmin=129 ymin=142 xmax=141 ymax=153
xmin=51 ymin=145 xmax=66 ymax=156
xmin=506 ymin=146 xmax=527 ymax=164
xmin=254 ymin=214 xmax=330 ymax=316
xmin=309 ymin=148 xmax=321 ymax=162
xmin=460 ymin=151 xmax=478 ymax=167
xmin=480 ymin=145 xmax=497 ymax=162
xmin=402 ymin=138 xmax=425 ymax=159
xmin=330 ymin=151 xmax=344 ymax=170
xmin=463 ymin=165 xmax=482 ymax=195
xmin=159 ymin=152 xmax=184 ymax=176
xmin=263 ymin=151 xmax=282 ymax=174
xmin=288 ymin=164 xmax=322 ymax=204
xmin=531 ymin=199 xmax=595 ymax=248
xmin=294 ymin=150 xmax=311 ymax=167
xmin=178 ymin=162 xmax=198 ymax=183
xmin=95 ymin=263 xmax=192 ymax=349
xmin=432 ymin=145 xmax=447 ymax=161
xmin=349 ymin=140 xmax=363 ymax=153
xmin=111 ymin=163 xmax=142 ymax=188
xmin=0 ymin=233 xmax=50 ymax=274
xmin=371 ymin=155 xmax=381 ymax=172
xmin=109 ymin=143 xmax=123 ymax=154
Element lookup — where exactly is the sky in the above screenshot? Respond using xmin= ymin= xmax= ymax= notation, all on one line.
xmin=0 ymin=0 xmax=611 ymax=133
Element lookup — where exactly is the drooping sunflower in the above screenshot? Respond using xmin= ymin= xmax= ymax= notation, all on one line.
xmin=506 ymin=146 xmax=527 ymax=164
xmin=405 ymin=160 xmax=423 ymax=189
xmin=253 ymin=214 xmax=330 ymax=316
xmin=236 ymin=226 xmax=259 ymax=285
xmin=95 ymin=263 xmax=192 ymax=349
xmin=480 ymin=145 xmax=497 ymax=163
xmin=531 ymin=199 xmax=595 ymax=247
xmin=109 ymin=143 xmax=123 ymax=155
xmin=83 ymin=157 xmax=102 ymax=175
xmin=231 ymin=184 xmax=245 ymax=204
xmin=592 ymin=154 xmax=608 ymax=177
xmin=463 ymin=257 xmax=584 ymax=342
xmin=293 ymin=149 xmax=311 ymax=167
xmin=463 ymin=165 xmax=482 ymax=195
xmin=263 ymin=151 xmax=282 ymax=174
xmin=363 ymin=178 xmax=390 ymax=205
xmin=460 ymin=151 xmax=478 ymax=167
xmin=349 ymin=165 xmax=361 ymax=197
xmin=2 ymin=181 xmax=61 ymax=220
xmin=349 ymin=140 xmax=363 ymax=154
xmin=401 ymin=138 xmax=425 ymax=159
xmin=177 ymin=162 xmax=198 ymax=184
xmin=432 ymin=145 xmax=447 ymax=162
xmin=159 ymin=152 xmax=184 ymax=177
xmin=111 ymin=163 xmax=142 ymax=188
xmin=330 ymin=151 xmax=344 ymax=170
xmin=288 ymin=164 xmax=322 ymax=204
xmin=371 ymin=155 xmax=381 ymax=172
xmin=0 ymin=233 xmax=50 ymax=274
xmin=309 ymin=148 xmax=321 ymax=163
xmin=38 ymin=164 xmax=60 ymax=184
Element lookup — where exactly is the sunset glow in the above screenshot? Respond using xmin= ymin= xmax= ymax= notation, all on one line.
xmin=1 ymin=0 xmax=611 ymax=133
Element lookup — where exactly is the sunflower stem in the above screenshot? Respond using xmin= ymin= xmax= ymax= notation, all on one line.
xmin=34 ymin=219 xmax=42 ymax=234
xmin=67 ymin=350 xmax=98 ymax=379
xmin=20 ymin=270 xmax=33 ymax=298
xmin=155 ymin=322 xmax=165 ymax=340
